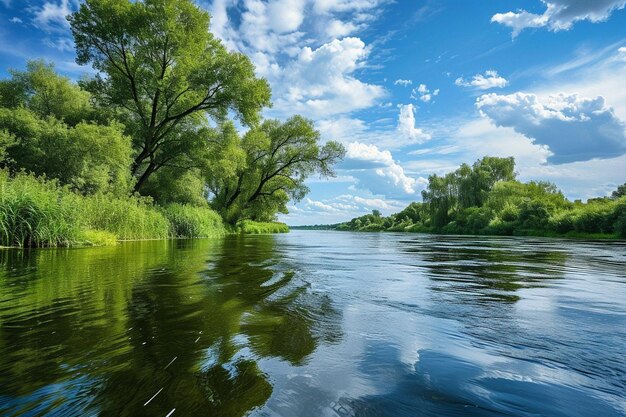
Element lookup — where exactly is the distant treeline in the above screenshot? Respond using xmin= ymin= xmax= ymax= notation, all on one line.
xmin=291 ymin=224 xmax=340 ymax=230
xmin=334 ymin=157 xmax=626 ymax=239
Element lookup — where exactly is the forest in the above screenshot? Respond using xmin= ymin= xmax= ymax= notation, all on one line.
xmin=0 ymin=0 xmax=344 ymax=247
xmin=334 ymin=156 xmax=626 ymax=239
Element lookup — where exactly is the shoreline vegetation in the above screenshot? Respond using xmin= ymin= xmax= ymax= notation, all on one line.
xmin=0 ymin=0 xmax=343 ymax=248
xmin=294 ymin=157 xmax=626 ymax=240
xmin=0 ymin=170 xmax=288 ymax=248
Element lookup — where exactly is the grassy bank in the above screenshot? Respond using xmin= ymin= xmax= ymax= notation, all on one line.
xmin=0 ymin=171 xmax=230 ymax=247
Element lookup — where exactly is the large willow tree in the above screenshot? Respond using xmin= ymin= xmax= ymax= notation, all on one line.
xmin=206 ymin=116 xmax=346 ymax=223
xmin=69 ymin=0 xmax=271 ymax=191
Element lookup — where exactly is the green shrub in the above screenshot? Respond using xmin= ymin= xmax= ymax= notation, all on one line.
xmin=162 ymin=203 xmax=225 ymax=238
xmin=79 ymin=229 xmax=117 ymax=246
xmin=614 ymin=198 xmax=626 ymax=238
xmin=236 ymin=220 xmax=289 ymax=234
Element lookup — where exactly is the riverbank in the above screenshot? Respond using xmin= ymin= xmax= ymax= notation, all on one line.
xmin=0 ymin=170 xmax=288 ymax=248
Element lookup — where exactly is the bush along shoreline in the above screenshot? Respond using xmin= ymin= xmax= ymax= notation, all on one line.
xmin=0 ymin=171 xmax=288 ymax=248
xmin=332 ymin=157 xmax=626 ymax=240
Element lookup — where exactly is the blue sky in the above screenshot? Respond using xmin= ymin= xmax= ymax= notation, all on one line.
xmin=1 ymin=0 xmax=626 ymax=225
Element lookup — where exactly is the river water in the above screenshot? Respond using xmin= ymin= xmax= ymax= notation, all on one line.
xmin=0 ymin=231 xmax=625 ymax=416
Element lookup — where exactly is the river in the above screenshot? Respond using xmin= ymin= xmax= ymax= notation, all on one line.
xmin=0 ymin=231 xmax=625 ymax=416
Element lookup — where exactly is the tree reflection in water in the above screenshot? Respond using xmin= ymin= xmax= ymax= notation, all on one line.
xmin=0 ymin=236 xmax=342 ymax=416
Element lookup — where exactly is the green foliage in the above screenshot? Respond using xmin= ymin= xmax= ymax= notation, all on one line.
xmin=0 ymin=1 xmax=347 ymax=241
xmin=0 ymin=107 xmax=134 ymax=196
xmin=614 ymin=198 xmax=626 ymax=237
xmin=236 ymin=220 xmax=289 ymax=234
xmin=612 ymin=183 xmax=626 ymax=199
xmin=422 ymin=156 xmax=517 ymax=228
xmin=70 ymin=0 xmax=271 ymax=191
xmin=162 ymin=203 xmax=225 ymax=238
xmin=0 ymin=170 xmax=80 ymax=247
xmin=0 ymin=60 xmax=93 ymax=125
xmin=78 ymin=193 xmax=170 ymax=241
xmin=80 ymin=229 xmax=118 ymax=246
xmin=336 ymin=157 xmax=625 ymax=239
xmin=141 ymin=167 xmax=209 ymax=207
xmin=208 ymin=117 xmax=345 ymax=224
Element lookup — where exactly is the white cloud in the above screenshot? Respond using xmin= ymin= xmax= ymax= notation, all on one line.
xmin=10 ymin=17 xmax=22 ymax=24
xmin=281 ymin=192 xmax=408 ymax=225
xmin=32 ymin=0 xmax=76 ymax=32
xmin=316 ymin=104 xmax=431 ymax=149
xmin=337 ymin=194 xmax=408 ymax=212
xmin=312 ymin=0 xmax=388 ymax=14
xmin=476 ymin=92 xmax=626 ymax=163
xmin=266 ymin=0 xmax=306 ymax=33
xmin=410 ymin=84 xmax=439 ymax=102
xmin=325 ymin=19 xmax=359 ymax=37
xmin=394 ymin=79 xmax=412 ymax=87
xmin=618 ymin=47 xmax=626 ymax=61
xmin=205 ymin=1 xmax=388 ymax=119
xmin=305 ymin=197 xmax=342 ymax=212
xmin=353 ymin=196 xmax=394 ymax=210
xmin=492 ymin=0 xmax=626 ymax=36
xmin=455 ymin=70 xmax=508 ymax=90
xmin=341 ymin=142 xmax=419 ymax=197
xmin=398 ymin=104 xmax=431 ymax=143
xmin=44 ymin=37 xmax=74 ymax=52
xmin=272 ymin=37 xmax=385 ymax=118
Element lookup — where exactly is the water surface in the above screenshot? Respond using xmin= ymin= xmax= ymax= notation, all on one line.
xmin=0 ymin=231 xmax=625 ymax=416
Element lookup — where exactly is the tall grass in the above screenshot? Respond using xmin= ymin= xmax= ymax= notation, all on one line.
xmin=162 ymin=203 xmax=225 ymax=238
xmin=0 ymin=170 xmax=228 ymax=247
xmin=0 ymin=170 xmax=80 ymax=247
xmin=79 ymin=194 xmax=170 ymax=240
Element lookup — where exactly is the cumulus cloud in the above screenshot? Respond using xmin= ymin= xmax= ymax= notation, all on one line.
xmin=492 ymin=0 xmax=626 ymax=36
xmin=476 ymin=92 xmax=626 ymax=163
xmin=455 ymin=70 xmax=508 ymax=90
xmin=341 ymin=142 xmax=419 ymax=197
xmin=394 ymin=79 xmax=412 ymax=86
xmin=10 ymin=17 xmax=22 ymax=23
xmin=398 ymin=104 xmax=431 ymax=143
xmin=272 ymin=37 xmax=385 ymax=117
xmin=206 ymin=1 xmax=388 ymax=119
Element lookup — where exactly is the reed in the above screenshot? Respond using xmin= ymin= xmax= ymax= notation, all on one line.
xmin=162 ymin=203 xmax=226 ymax=238
xmin=0 ymin=170 xmax=80 ymax=247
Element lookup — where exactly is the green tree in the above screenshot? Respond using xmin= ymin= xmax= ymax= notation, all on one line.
xmin=141 ymin=166 xmax=209 ymax=206
xmin=207 ymin=117 xmax=345 ymax=223
xmin=69 ymin=0 xmax=271 ymax=192
xmin=612 ymin=183 xmax=626 ymax=199
xmin=0 ymin=107 xmax=133 ymax=196
xmin=0 ymin=60 xmax=92 ymax=125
